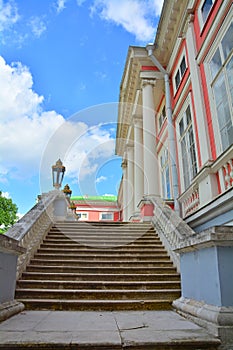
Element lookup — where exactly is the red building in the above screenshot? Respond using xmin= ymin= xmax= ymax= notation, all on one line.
xmin=116 ymin=0 xmax=233 ymax=231
xmin=70 ymin=195 xmax=121 ymax=222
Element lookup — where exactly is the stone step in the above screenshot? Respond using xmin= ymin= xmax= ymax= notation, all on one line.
xmin=21 ymin=272 xmax=181 ymax=281
xmin=29 ymin=258 xmax=173 ymax=267
xmin=16 ymin=221 xmax=181 ymax=312
xmin=54 ymin=222 xmax=152 ymax=227
xmin=15 ymin=288 xmax=181 ymax=300
xmin=39 ymin=242 xmax=163 ymax=248
xmin=26 ymin=265 xmax=177 ymax=274
xmin=17 ymin=280 xmax=181 ymax=290
xmin=41 ymin=240 xmax=162 ymax=247
xmin=16 ymin=298 xmax=174 ymax=311
xmin=44 ymin=235 xmax=161 ymax=242
xmin=34 ymin=253 xmax=169 ymax=260
xmin=37 ymin=247 xmax=166 ymax=254
xmin=48 ymin=227 xmax=155 ymax=233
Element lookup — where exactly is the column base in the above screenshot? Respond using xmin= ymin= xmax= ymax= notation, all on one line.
xmin=0 ymin=300 xmax=24 ymax=322
xmin=129 ymin=211 xmax=142 ymax=222
xmin=173 ymin=297 xmax=233 ymax=345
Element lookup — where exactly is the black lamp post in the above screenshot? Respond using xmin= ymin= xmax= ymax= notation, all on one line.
xmin=52 ymin=159 xmax=66 ymax=189
xmin=63 ymin=184 xmax=72 ymax=199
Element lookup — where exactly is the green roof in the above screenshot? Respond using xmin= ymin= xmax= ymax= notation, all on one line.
xmin=71 ymin=195 xmax=117 ymax=202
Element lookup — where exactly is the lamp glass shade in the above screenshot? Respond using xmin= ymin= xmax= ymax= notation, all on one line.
xmin=52 ymin=159 xmax=66 ymax=189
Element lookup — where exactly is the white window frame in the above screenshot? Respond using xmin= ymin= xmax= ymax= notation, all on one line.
xmin=99 ymin=212 xmax=114 ymax=221
xmin=76 ymin=212 xmax=88 ymax=221
xmin=198 ymin=0 xmax=216 ymax=31
xmin=176 ymin=95 xmax=198 ymax=192
xmin=205 ymin=18 xmax=233 ymax=155
xmin=172 ymin=50 xmax=187 ymax=93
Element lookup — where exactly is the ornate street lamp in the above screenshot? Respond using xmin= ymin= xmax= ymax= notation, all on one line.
xmin=52 ymin=159 xmax=66 ymax=189
xmin=63 ymin=184 xmax=72 ymax=199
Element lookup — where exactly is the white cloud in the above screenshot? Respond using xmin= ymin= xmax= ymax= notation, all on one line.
xmin=91 ymin=0 xmax=163 ymax=42
xmin=29 ymin=16 xmax=46 ymax=38
xmin=95 ymin=71 xmax=107 ymax=80
xmin=1 ymin=191 xmax=10 ymax=199
xmin=76 ymin=0 xmax=87 ymax=6
xmin=96 ymin=175 xmax=107 ymax=183
xmin=0 ymin=56 xmax=65 ymax=181
xmin=63 ymin=126 xmax=115 ymax=181
xmin=0 ymin=56 xmax=117 ymax=187
xmin=0 ymin=57 xmax=43 ymax=120
xmin=0 ymin=0 xmax=19 ymax=32
xmin=56 ymin=0 xmax=67 ymax=13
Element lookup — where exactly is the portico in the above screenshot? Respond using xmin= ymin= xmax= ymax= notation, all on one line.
xmin=116 ymin=47 xmax=167 ymax=221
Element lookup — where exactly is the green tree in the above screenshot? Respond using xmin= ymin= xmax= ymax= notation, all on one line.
xmin=0 ymin=192 xmax=18 ymax=234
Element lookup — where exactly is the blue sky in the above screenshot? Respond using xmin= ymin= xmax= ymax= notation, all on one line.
xmin=0 ymin=0 xmax=162 ymax=215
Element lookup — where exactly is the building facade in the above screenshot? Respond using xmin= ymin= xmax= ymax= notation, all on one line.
xmin=70 ymin=195 xmax=121 ymax=222
xmin=116 ymin=0 xmax=233 ymax=231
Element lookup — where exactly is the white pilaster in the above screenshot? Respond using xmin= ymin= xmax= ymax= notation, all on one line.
xmin=186 ymin=17 xmax=212 ymax=164
xmin=121 ymin=160 xmax=128 ymax=221
xmin=126 ymin=142 xmax=134 ymax=220
xmin=141 ymin=79 xmax=160 ymax=197
xmin=133 ymin=115 xmax=144 ymax=214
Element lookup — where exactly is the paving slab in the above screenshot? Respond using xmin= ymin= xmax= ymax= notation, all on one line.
xmin=0 ymin=310 xmax=221 ymax=349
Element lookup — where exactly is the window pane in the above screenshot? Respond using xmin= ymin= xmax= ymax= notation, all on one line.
xmin=180 ymin=56 xmax=186 ymax=76
xmin=186 ymin=105 xmax=192 ymax=125
xmin=222 ymin=22 xmax=233 ymax=60
xmin=175 ymin=71 xmax=180 ymax=89
xmin=179 ymin=119 xmax=184 ymax=136
xmin=162 ymin=106 xmax=166 ymax=118
xmin=226 ymin=56 xmax=233 ymax=101
xmin=201 ymin=0 xmax=213 ymax=22
xmin=213 ymin=73 xmax=232 ymax=150
xmin=213 ymin=72 xmax=227 ymax=107
xmin=166 ymin=167 xmax=171 ymax=198
xmin=101 ymin=213 xmax=113 ymax=220
xmin=210 ymin=49 xmax=222 ymax=79
xmin=181 ymin=138 xmax=190 ymax=189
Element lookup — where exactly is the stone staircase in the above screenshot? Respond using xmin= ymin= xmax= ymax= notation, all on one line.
xmin=15 ymin=221 xmax=181 ymax=311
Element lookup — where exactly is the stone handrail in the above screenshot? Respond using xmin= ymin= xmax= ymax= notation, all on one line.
xmin=5 ymin=190 xmax=60 ymax=279
xmin=147 ymin=196 xmax=196 ymax=271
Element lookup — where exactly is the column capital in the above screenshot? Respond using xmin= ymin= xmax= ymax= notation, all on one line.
xmin=141 ymin=79 xmax=156 ymax=89
xmin=133 ymin=114 xmax=143 ymax=126
xmin=126 ymin=140 xmax=134 ymax=148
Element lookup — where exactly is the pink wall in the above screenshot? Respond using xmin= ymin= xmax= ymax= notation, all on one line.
xmin=75 ymin=203 xmax=121 ymax=222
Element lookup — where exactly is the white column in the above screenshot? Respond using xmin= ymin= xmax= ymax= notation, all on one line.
xmin=126 ymin=142 xmax=134 ymax=220
xmin=121 ymin=160 xmax=128 ymax=221
xmin=133 ymin=115 xmax=144 ymax=214
xmin=141 ymin=79 xmax=160 ymax=197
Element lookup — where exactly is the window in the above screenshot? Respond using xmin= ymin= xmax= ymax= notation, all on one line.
xmin=76 ymin=212 xmax=88 ymax=220
xmin=160 ymin=147 xmax=171 ymax=199
xmin=100 ymin=212 xmax=113 ymax=221
xmin=174 ymin=56 xmax=187 ymax=91
xmin=209 ymin=22 xmax=233 ymax=152
xmin=179 ymin=105 xmax=198 ymax=190
xmin=201 ymin=0 xmax=214 ymax=22
xmin=158 ymin=106 xmax=166 ymax=130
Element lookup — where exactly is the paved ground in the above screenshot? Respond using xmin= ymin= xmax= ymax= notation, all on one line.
xmin=0 ymin=310 xmax=221 ymax=349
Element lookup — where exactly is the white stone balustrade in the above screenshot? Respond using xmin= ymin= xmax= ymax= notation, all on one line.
xmin=5 ymin=190 xmax=60 ymax=279
xmin=148 ymin=196 xmax=196 ymax=271
xmin=179 ymin=145 xmax=233 ymax=219
xmin=222 ymin=158 xmax=233 ymax=190
xmin=183 ymin=187 xmax=200 ymax=217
